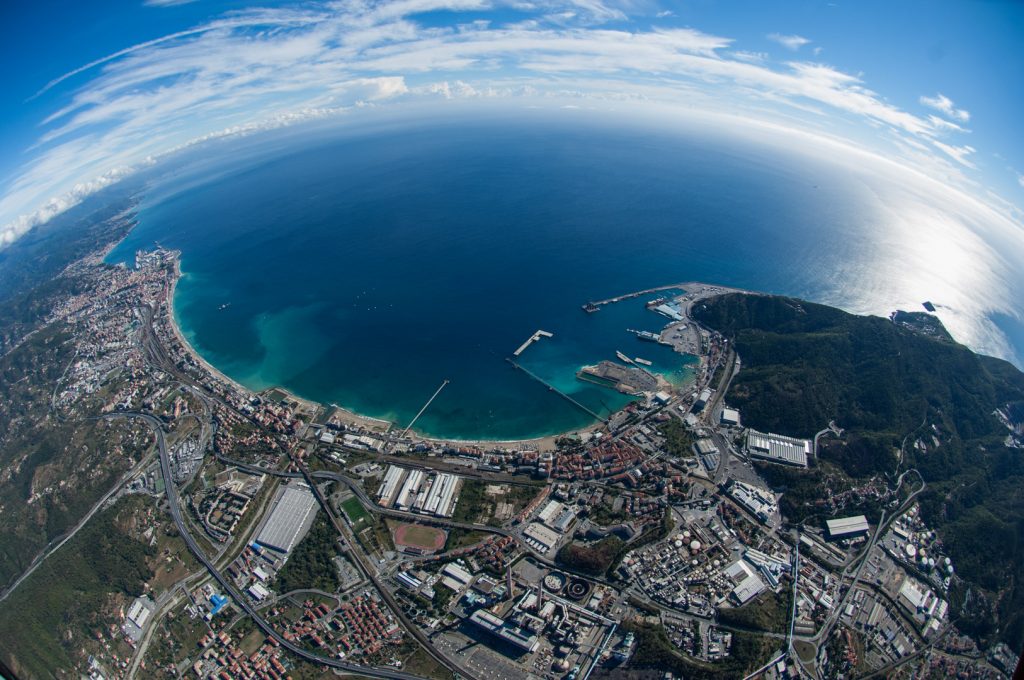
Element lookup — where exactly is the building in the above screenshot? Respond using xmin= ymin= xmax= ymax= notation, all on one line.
xmin=727 ymin=480 xmax=777 ymax=524
xmin=468 ymin=609 xmax=540 ymax=653
xmin=441 ymin=563 xmax=474 ymax=592
xmin=826 ymin=515 xmax=869 ymax=540
xmin=723 ymin=560 xmax=766 ymax=605
xmin=256 ymin=482 xmax=319 ymax=553
xmin=523 ymin=522 xmax=561 ymax=554
xmin=745 ymin=429 xmax=809 ymax=467
xmin=720 ymin=408 xmax=741 ymax=427
xmin=377 ymin=465 xmax=407 ymax=508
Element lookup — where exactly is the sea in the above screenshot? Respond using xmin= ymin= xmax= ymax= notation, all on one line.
xmin=107 ymin=107 xmax=1024 ymax=440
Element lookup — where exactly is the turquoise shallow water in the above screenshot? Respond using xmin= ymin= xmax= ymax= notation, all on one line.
xmin=107 ymin=111 xmax=1020 ymax=439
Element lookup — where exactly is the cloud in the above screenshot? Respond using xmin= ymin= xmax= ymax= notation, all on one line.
xmin=932 ymin=140 xmax=976 ymax=169
xmin=0 ymin=0 xmax=1009 ymax=249
xmin=144 ymin=0 xmax=199 ymax=6
xmin=1019 ymin=173 xmax=1024 ymax=189
xmin=767 ymin=33 xmax=811 ymax=51
xmin=920 ymin=92 xmax=970 ymax=123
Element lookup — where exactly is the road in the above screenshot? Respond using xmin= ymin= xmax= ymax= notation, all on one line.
xmin=126 ymin=411 xmax=450 ymax=680
xmin=0 ymin=444 xmax=157 ymax=604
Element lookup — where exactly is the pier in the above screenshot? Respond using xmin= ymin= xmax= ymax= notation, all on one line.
xmin=581 ymin=283 xmax=687 ymax=312
xmin=506 ymin=358 xmax=606 ymax=422
xmin=402 ymin=379 xmax=450 ymax=436
xmin=513 ymin=329 xmax=554 ymax=357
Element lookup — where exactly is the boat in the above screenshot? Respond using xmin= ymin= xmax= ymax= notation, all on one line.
xmin=615 ymin=351 xmax=634 ymax=364
xmin=634 ymin=357 xmax=653 ymax=366
xmin=582 ymin=302 xmax=600 ymax=313
xmin=629 ymin=329 xmax=661 ymax=342
xmin=218 ymin=302 xmax=231 ymax=310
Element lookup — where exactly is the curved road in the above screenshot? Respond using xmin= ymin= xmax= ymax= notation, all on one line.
xmin=126 ymin=412 xmax=449 ymax=680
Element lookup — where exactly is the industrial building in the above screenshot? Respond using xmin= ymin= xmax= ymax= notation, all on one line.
xmin=523 ymin=522 xmax=561 ymax=554
xmin=378 ymin=465 xmax=461 ymax=517
xmin=826 ymin=515 xmax=870 ymax=540
xmin=468 ymin=609 xmax=540 ymax=653
xmin=720 ymin=408 xmax=741 ymax=427
xmin=377 ymin=465 xmax=407 ymax=508
xmin=255 ymin=482 xmax=318 ymax=554
xmin=745 ymin=429 xmax=810 ymax=467
xmin=723 ymin=559 xmax=767 ymax=605
xmin=727 ymin=480 xmax=777 ymax=524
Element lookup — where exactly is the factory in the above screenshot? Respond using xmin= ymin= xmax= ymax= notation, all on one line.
xmin=468 ymin=609 xmax=540 ymax=653
xmin=826 ymin=515 xmax=870 ymax=540
xmin=745 ymin=429 xmax=810 ymax=467
xmin=726 ymin=480 xmax=777 ymax=524
xmin=723 ymin=559 xmax=767 ymax=605
xmin=523 ymin=522 xmax=561 ymax=554
xmin=376 ymin=465 xmax=461 ymax=518
xmin=255 ymin=482 xmax=318 ymax=554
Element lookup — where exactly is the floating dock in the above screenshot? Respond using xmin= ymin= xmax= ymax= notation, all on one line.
xmin=513 ymin=329 xmax=554 ymax=357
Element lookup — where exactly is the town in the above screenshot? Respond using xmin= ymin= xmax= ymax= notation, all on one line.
xmin=6 ymin=241 xmax=1018 ymax=680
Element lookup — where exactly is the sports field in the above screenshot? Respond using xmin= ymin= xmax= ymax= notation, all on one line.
xmin=393 ymin=523 xmax=447 ymax=551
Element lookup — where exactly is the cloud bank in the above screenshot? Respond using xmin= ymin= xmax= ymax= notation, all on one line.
xmin=0 ymin=0 xmax=1015 ymax=253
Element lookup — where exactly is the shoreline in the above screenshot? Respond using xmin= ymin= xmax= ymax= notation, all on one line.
xmin=163 ymin=258 xmax=726 ymax=448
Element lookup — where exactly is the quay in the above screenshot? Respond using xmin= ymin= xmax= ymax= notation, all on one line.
xmin=506 ymin=358 xmax=606 ymax=422
xmin=513 ymin=329 xmax=554 ymax=357
xmin=581 ymin=283 xmax=686 ymax=312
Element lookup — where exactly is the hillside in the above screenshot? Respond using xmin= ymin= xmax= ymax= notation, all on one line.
xmin=693 ymin=293 xmax=1024 ymax=652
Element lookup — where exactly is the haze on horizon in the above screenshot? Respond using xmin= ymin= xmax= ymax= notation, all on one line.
xmin=1 ymin=0 xmax=1024 ymax=362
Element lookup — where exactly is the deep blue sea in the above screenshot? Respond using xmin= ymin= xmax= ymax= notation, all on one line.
xmin=107 ymin=110 xmax=1024 ymax=439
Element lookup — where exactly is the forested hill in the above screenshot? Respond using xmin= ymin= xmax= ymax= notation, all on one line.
xmin=693 ymin=292 xmax=1024 ymax=652
xmin=693 ymin=293 xmax=1024 ymax=441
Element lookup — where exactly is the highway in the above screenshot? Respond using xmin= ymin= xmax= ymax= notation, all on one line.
xmin=127 ymin=412 xmax=450 ymax=680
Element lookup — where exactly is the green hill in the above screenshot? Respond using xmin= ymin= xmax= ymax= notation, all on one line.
xmin=693 ymin=293 xmax=1024 ymax=652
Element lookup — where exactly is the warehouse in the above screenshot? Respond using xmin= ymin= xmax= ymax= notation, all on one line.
xmin=377 ymin=465 xmax=407 ymax=508
xmin=523 ymin=522 xmax=561 ymax=554
xmin=395 ymin=469 xmax=424 ymax=511
xmin=256 ymin=482 xmax=318 ymax=554
xmin=745 ymin=429 xmax=810 ymax=467
xmin=826 ymin=515 xmax=869 ymax=540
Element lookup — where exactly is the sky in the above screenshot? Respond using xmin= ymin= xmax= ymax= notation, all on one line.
xmin=1 ymin=0 xmax=1023 ymax=250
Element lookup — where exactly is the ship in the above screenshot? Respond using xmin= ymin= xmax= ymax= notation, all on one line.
xmin=582 ymin=302 xmax=600 ymax=313
xmin=634 ymin=357 xmax=653 ymax=366
xmin=645 ymin=296 xmax=667 ymax=308
xmin=615 ymin=351 xmax=635 ymax=364
xmin=628 ymin=329 xmax=661 ymax=342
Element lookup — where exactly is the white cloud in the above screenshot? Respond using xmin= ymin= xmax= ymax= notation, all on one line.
xmin=0 ymin=0 xmax=1011 ymax=250
xmin=144 ymin=0 xmax=199 ymax=6
xmin=920 ymin=92 xmax=970 ymax=123
xmin=932 ymin=140 xmax=976 ymax=169
xmin=767 ymin=33 xmax=811 ymax=51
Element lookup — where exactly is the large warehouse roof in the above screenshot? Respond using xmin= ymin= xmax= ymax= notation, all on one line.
xmin=745 ymin=429 xmax=810 ymax=467
xmin=256 ymin=482 xmax=318 ymax=553
xmin=826 ymin=515 xmax=869 ymax=538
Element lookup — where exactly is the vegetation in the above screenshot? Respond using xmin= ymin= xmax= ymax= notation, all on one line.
xmin=659 ymin=418 xmax=695 ymax=458
xmin=556 ymin=536 xmax=623 ymax=576
xmin=622 ymin=621 xmax=777 ymax=679
xmin=0 ymin=497 xmax=156 ymax=679
xmin=272 ymin=514 xmax=342 ymax=594
xmin=608 ymin=506 xmax=675 ymax=577
xmin=694 ymin=293 xmax=1024 ymax=651
xmin=717 ymin=588 xmax=791 ymax=635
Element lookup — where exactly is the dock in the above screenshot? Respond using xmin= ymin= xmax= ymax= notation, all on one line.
xmin=513 ymin=329 xmax=554 ymax=357
xmin=506 ymin=358 xmax=606 ymax=422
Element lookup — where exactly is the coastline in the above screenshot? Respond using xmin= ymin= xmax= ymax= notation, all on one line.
xmin=163 ymin=259 xmax=726 ymax=449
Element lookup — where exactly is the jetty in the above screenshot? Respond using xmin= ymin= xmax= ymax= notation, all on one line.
xmin=506 ymin=358 xmax=605 ymax=422
xmin=513 ymin=329 xmax=554 ymax=357
xmin=402 ymin=379 xmax=450 ymax=436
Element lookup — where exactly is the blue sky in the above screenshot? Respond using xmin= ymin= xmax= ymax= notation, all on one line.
xmin=1 ymin=0 xmax=1023 ymax=248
